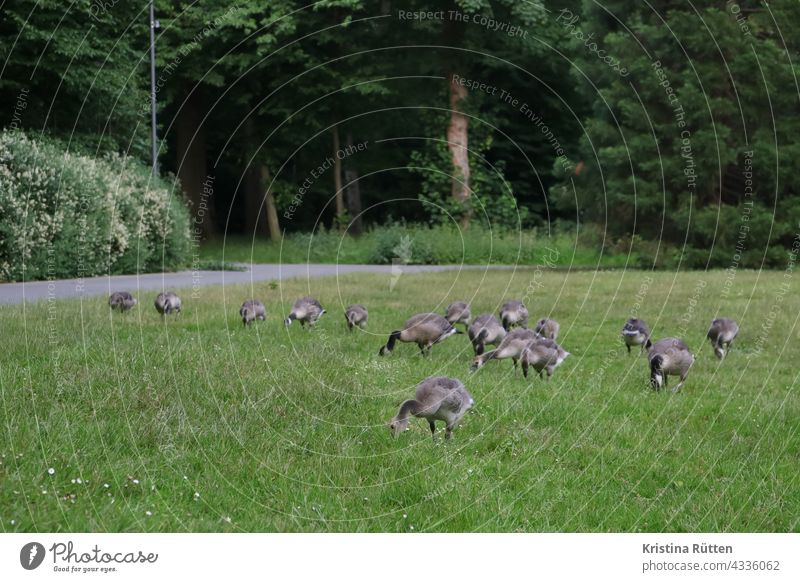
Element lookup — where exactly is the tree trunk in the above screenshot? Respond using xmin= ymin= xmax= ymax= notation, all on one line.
xmin=344 ymin=131 xmax=363 ymax=235
xmin=244 ymin=163 xmax=266 ymax=237
xmin=175 ymin=87 xmax=214 ymax=237
xmin=260 ymin=164 xmax=281 ymax=242
xmin=244 ymin=162 xmax=281 ymax=242
xmin=332 ymin=125 xmax=345 ymax=229
xmin=447 ymin=72 xmax=471 ymax=227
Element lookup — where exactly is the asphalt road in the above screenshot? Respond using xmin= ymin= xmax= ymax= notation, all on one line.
xmin=0 ymin=264 xmax=486 ymax=305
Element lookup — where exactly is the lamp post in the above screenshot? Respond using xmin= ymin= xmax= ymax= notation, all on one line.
xmin=149 ymin=1 xmax=159 ymax=176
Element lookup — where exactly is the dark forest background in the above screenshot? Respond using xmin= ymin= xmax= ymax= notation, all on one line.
xmin=2 ymin=0 xmax=798 ymax=272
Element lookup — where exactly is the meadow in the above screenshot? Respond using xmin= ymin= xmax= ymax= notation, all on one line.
xmin=0 ymin=268 xmax=798 ymax=532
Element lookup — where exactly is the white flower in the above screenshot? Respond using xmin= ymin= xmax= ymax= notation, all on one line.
xmin=145 ymin=511 xmax=153 ymax=517
xmin=47 ymin=468 xmax=55 ymax=475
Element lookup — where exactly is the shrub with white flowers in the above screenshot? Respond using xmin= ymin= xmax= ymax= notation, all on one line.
xmin=0 ymin=131 xmax=191 ymax=281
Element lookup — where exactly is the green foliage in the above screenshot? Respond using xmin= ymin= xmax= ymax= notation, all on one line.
xmin=0 ymin=131 xmax=191 ymax=281
xmin=552 ymin=0 xmax=800 ymax=267
xmin=0 ymin=0 xmax=152 ymax=157
xmin=200 ymin=223 xmax=631 ymax=268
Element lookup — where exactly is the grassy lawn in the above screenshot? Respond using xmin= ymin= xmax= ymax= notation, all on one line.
xmin=1 ymin=268 xmax=798 ymax=532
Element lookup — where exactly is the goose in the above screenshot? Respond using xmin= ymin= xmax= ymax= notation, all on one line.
xmin=284 ymin=297 xmax=325 ymax=327
xmin=471 ymin=328 xmax=539 ymax=371
xmin=379 ymin=313 xmax=458 ymax=357
xmin=389 ymin=376 xmax=474 ymax=440
xmin=108 ymin=291 xmax=137 ymax=312
xmin=499 ymin=300 xmax=529 ymax=331
xmin=468 ymin=314 xmax=507 ymax=355
xmin=345 ymin=304 xmax=368 ymax=331
xmin=707 ymin=318 xmax=739 ymax=359
xmin=648 ymin=337 xmax=694 ymax=393
xmin=240 ymin=299 xmax=266 ymax=326
xmin=534 ymin=318 xmax=560 ymax=340
xmin=521 ymin=338 xmax=570 ymax=380
xmin=445 ymin=301 xmax=471 ymax=331
xmin=621 ymin=318 xmax=652 ymax=354
xmin=154 ymin=292 xmax=181 ymax=316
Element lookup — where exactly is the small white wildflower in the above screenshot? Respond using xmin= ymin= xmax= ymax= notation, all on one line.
xmin=10 ymin=519 xmax=15 ymax=525
xmin=103 ymin=483 xmax=110 ymax=488
xmin=76 ymin=478 xmax=82 ymax=484
xmin=409 ymin=526 xmax=414 ymax=531
xmin=145 ymin=511 xmax=152 ymax=517
xmin=132 ymin=479 xmax=139 ymax=485
xmin=41 ymin=490 xmax=47 ymax=495
xmin=223 ymin=516 xmax=231 ymax=523
xmin=71 ymin=479 xmax=76 ymax=484
xmin=47 ymin=468 xmax=55 ymax=475
xmin=403 ymin=514 xmax=407 ymax=519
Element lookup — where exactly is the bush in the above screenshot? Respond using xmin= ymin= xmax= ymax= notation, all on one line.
xmin=0 ymin=131 xmax=191 ymax=281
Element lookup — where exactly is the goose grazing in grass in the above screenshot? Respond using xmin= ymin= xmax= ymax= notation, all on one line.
xmin=240 ymin=299 xmax=266 ymax=326
xmin=154 ymin=292 xmax=181 ymax=316
xmin=445 ymin=301 xmax=471 ymax=331
xmin=389 ymin=376 xmax=474 ymax=440
xmin=521 ymin=338 xmax=570 ymax=380
xmin=471 ymin=328 xmax=539 ymax=371
xmin=379 ymin=313 xmax=458 ymax=357
xmin=534 ymin=318 xmax=560 ymax=340
xmin=499 ymin=300 xmax=529 ymax=331
xmin=707 ymin=318 xmax=739 ymax=360
xmin=345 ymin=304 xmax=368 ymax=331
xmin=108 ymin=291 xmax=137 ymax=312
xmin=468 ymin=314 xmax=507 ymax=355
xmin=648 ymin=337 xmax=694 ymax=393
xmin=284 ymin=297 xmax=325 ymax=327
xmin=621 ymin=318 xmax=652 ymax=354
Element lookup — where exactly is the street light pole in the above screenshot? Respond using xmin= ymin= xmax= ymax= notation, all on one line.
xmin=149 ymin=1 xmax=158 ymax=176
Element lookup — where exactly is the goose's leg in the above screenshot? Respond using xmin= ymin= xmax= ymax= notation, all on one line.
xmin=546 ymin=367 xmax=553 ymax=381
xmin=522 ymin=360 xmax=529 ymax=379
xmin=445 ymin=424 xmax=453 ymax=440
xmin=672 ymin=372 xmax=687 ymax=393
xmin=429 ymin=420 xmax=436 ymax=440
xmin=626 ymin=344 xmax=631 ymax=355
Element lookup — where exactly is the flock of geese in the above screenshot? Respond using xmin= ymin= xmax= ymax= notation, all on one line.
xmin=108 ymin=290 xmax=740 ymax=441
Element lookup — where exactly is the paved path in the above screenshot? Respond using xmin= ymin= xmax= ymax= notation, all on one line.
xmin=0 ymin=264 xmax=495 ymax=305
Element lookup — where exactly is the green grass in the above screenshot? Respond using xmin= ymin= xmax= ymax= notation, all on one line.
xmin=1 ymin=269 xmax=798 ymax=532
xmin=199 ymin=224 xmax=636 ymax=268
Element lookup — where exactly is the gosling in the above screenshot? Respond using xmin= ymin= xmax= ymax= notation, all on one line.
xmin=500 ymin=300 xmax=529 ymax=331
xmin=240 ymin=299 xmax=266 ymax=326
xmin=284 ymin=297 xmax=325 ymax=327
xmin=379 ymin=313 xmax=458 ymax=357
xmin=345 ymin=304 xmax=369 ymax=331
xmin=471 ymin=328 xmax=539 ymax=371
xmin=154 ymin=292 xmax=181 ymax=316
xmin=108 ymin=291 xmax=137 ymax=312
xmin=707 ymin=318 xmax=739 ymax=360
xmin=468 ymin=314 xmax=507 ymax=355
xmin=621 ymin=318 xmax=652 ymax=354
xmin=521 ymin=338 xmax=570 ymax=380
xmin=648 ymin=337 xmax=695 ymax=393
xmin=389 ymin=376 xmax=474 ymax=440
xmin=534 ymin=318 xmax=560 ymax=340
xmin=445 ymin=301 xmax=471 ymax=331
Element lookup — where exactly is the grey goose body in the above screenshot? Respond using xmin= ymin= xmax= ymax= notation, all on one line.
xmin=707 ymin=318 xmax=739 ymax=359
xmin=389 ymin=376 xmax=474 ymax=440
xmin=648 ymin=337 xmax=694 ymax=393
xmin=240 ymin=299 xmax=266 ymax=326
xmin=154 ymin=292 xmax=181 ymax=316
xmin=285 ymin=297 xmax=325 ymax=327
xmin=379 ymin=313 xmax=458 ymax=357
xmin=468 ymin=314 xmax=507 ymax=355
xmin=345 ymin=304 xmax=369 ymax=330
xmin=109 ymin=291 xmax=137 ymax=312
